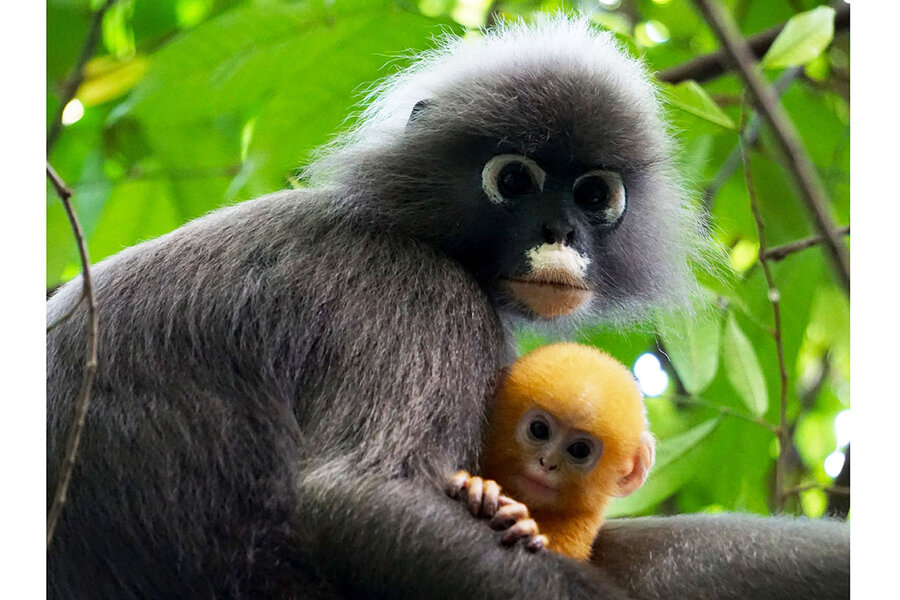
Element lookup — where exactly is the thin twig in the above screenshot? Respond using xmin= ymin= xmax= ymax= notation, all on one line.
xmin=738 ymin=105 xmax=790 ymax=514
xmin=692 ymin=0 xmax=850 ymax=295
xmin=47 ymin=0 xmax=119 ymax=153
xmin=674 ymin=395 xmax=777 ymax=434
xmin=658 ymin=3 xmax=849 ymax=84
xmin=46 ymin=164 xmax=100 ymax=550
xmin=765 ymin=225 xmax=850 ymax=262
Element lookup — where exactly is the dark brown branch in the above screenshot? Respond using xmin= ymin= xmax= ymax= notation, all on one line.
xmin=658 ymin=3 xmax=850 ymax=84
xmin=738 ymin=107 xmax=790 ymax=514
xmin=46 ymin=164 xmax=100 ymax=550
xmin=765 ymin=225 xmax=850 ymax=262
xmin=692 ymin=0 xmax=850 ymax=295
xmin=46 ymin=0 xmax=118 ymax=153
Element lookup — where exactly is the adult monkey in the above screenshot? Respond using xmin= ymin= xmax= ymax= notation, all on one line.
xmin=47 ymin=18 xmax=849 ymax=600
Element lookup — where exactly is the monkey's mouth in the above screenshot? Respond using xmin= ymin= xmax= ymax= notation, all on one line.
xmin=503 ymin=269 xmax=593 ymax=319
xmin=516 ymin=473 xmax=561 ymax=501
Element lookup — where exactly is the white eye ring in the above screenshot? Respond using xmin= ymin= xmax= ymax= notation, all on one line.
xmin=573 ymin=170 xmax=626 ymax=223
xmin=516 ymin=408 xmax=557 ymax=447
xmin=481 ymin=154 xmax=546 ymax=204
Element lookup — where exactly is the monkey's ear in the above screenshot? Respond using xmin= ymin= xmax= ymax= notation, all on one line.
xmin=612 ymin=431 xmax=656 ymax=498
xmin=406 ymin=99 xmax=432 ymax=128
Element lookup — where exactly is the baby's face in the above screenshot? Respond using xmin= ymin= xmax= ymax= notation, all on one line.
xmin=501 ymin=406 xmax=605 ymax=510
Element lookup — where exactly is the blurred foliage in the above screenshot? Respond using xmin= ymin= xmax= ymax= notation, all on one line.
xmin=47 ymin=0 xmax=850 ymax=519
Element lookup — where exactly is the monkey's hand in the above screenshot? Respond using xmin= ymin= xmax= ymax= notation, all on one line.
xmin=446 ymin=470 xmax=547 ymax=552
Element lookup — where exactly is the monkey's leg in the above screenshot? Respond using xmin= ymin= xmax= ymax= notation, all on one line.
xmin=294 ymin=460 xmax=630 ymax=600
xmin=591 ymin=514 xmax=850 ymax=600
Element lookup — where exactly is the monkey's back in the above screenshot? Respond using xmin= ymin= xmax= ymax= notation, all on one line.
xmin=46 ymin=189 xmax=506 ymax=599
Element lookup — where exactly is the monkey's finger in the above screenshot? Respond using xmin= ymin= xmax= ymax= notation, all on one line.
xmin=466 ymin=476 xmax=484 ymax=516
xmin=500 ymin=519 xmax=539 ymax=547
xmin=525 ymin=534 xmax=548 ymax=553
xmin=490 ymin=501 xmax=529 ymax=530
xmin=447 ymin=470 xmax=470 ymax=499
xmin=497 ymin=494 xmax=517 ymax=507
xmin=482 ymin=480 xmax=500 ymax=517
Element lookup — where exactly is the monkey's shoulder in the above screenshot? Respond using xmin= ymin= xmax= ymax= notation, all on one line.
xmin=48 ymin=188 xmax=497 ymax=342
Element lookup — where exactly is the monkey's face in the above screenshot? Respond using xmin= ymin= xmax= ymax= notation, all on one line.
xmin=484 ymin=402 xmax=652 ymax=513
xmin=473 ymin=151 xmax=629 ymax=320
xmin=395 ymin=137 xmax=642 ymax=322
xmin=385 ymin=69 xmax=689 ymax=324
xmin=502 ymin=406 xmax=607 ymax=510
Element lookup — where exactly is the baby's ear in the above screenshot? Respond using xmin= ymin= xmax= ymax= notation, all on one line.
xmin=612 ymin=431 xmax=656 ymax=498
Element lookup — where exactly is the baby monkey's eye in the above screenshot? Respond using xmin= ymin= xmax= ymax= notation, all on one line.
xmin=528 ymin=420 xmax=551 ymax=441
xmin=567 ymin=441 xmax=592 ymax=460
xmin=573 ymin=170 xmax=626 ymax=224
xmin=565 ymin=438 xmax=603 ymax=468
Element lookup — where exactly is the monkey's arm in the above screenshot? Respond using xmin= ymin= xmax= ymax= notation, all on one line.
xmin=591 ymin=514 xmax=850 ymax=600
xmin=294 ymin=460 xmax=627 ymax=600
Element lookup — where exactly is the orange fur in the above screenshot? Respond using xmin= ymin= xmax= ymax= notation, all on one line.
xmin=481 ymin=342 xmax=653 ymax=560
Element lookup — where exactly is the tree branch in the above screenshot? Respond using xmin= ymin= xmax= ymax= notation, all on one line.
xmin=46 ymin=164 xmax=100 ymax=550
xmin=691 ymin=0 xmax=850 ymax=295
xmin=658 ymin=3 xmax=850 ymax=84
xmin=46 ymin=0 xmax=118 ymax=153
xmin=765 ymin=225 xmax=850 ymax=262
xmin=738 ymin=106 xmax=790 ymax=514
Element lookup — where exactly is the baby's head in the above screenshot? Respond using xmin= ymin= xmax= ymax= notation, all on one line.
xmin=483 ymin=343 xmax=655 ymax=513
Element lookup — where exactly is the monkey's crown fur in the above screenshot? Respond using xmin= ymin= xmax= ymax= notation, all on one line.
xmin=305 ymin=16 xmax=668 ymax=184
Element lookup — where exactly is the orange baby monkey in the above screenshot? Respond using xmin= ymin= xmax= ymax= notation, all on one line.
xmin=448 ymin=342 xmax=655 ymax=560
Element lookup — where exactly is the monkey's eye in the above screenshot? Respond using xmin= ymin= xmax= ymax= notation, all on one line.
xmin=565 ymin=438 xmax=602 ymax=467
xmin=528 ymin=419 xmax=551 ymax=442
xmin=482 ymin=154 xmax=546 ymax=204
xmin=567 ymin=441 xmax=592 ymax=460
xmin=498 ymin=163 xmax=536 ymax=198
xmin=573 ymin=170 xmax=626 ymax=224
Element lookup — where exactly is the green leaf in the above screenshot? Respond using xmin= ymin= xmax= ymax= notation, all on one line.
xmin=123 ymin=0 xmax=458 ymax=194
xmin=663 ymin=80 xmax=735 ymax=130
xmin=761 ymin=6 xmax=835 ymax=69
xmin=608 ymin=417 xmax=723 ymax=517
xmin=721 ymin=314 xmax=769 ymax=416
xmin=658 ymin=311 xmax=722 ymax=395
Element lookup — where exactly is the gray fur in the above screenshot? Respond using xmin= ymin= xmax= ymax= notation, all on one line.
xmin=47 ymin=17 xmax=848 ymax=600
xmin=593 ymin=514 xmax=850 ymax=600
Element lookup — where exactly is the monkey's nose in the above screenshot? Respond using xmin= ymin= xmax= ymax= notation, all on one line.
xmin=539 ymin=457 xmax=558 ymax=471
xmin=542 ymin=223 xmax=575 ymax=245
